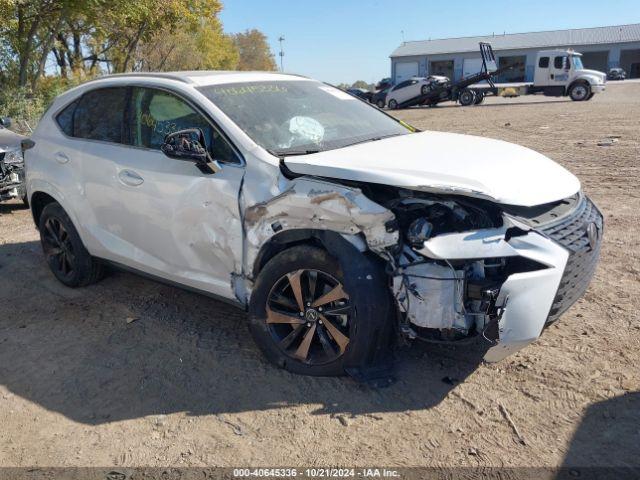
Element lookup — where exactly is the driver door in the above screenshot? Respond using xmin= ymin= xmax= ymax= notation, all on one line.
xmin=108 ymin=87 xmax=245 ymax=299
xmin=549 ymin=55 xmax=570 ymax=87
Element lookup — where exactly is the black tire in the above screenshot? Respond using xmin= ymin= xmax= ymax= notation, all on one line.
xmin=459 ymin=89 xmax=476 ymax=106
xmin=421 ymin=84 xmax=430 ymax=95
xmin=39 ymin=202 xmax=103 ymax=287
xmin=249 ymin=245 xmax=392 ymax=376
xmin=569 ymin=82 xmax=591 ymax=101
xmin=376 ymin=99 xmax=385 ymax=109
xmin=22 ymin=194 xmax=29 ymax=207
xmin=387 ymin=99 xmax=398 ymax=110
xmin=474 ymin=91 xmax=485 ymax=104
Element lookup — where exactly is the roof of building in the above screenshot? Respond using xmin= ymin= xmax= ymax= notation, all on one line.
xmin=391 ymin=23 xmax=640 ymax=58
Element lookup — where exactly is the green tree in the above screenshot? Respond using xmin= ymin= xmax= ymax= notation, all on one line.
xmin=351 ymin=80 xmax=372 ymax=90
xmin=233 ymin=29 xmax=277 ymax=71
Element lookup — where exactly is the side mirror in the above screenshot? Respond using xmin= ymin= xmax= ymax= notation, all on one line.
xmin=0 ymin=117 xmax=12 ymax=128
xmin=161 ymin=128 xmax=208 ymax=163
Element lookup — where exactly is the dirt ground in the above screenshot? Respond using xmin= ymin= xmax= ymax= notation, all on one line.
xmin=1 ymin=82 xmax=638 ymax=469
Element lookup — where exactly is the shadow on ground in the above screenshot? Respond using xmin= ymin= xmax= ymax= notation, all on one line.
xmin=556 ymin=391 xmax=640 ymax=479
xmin=0 ymin=240 xmax=488 ymax=425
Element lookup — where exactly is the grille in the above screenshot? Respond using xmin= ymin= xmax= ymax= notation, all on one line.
xmin=541 ymin=195 xmax=603 ymax=323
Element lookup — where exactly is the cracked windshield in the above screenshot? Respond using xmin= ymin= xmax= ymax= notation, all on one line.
xmin=199 ymin=80 xmax=410 ymax=155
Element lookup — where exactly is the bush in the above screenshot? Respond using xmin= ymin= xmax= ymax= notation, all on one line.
xmin=0 ymin=76 xmax=86 ymax=134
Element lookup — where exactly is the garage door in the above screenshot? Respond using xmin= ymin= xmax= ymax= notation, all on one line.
xmin=621 ymin=49 xmax=640 ymax=78
xmin=394 ymin=61 xmax=419 ymax=83
xmin=581 ymin=51 xmax=608 ymax=73
xmin=463 ymin=58 xmax=483 ymax=78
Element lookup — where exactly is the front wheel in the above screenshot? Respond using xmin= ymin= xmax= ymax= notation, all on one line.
xmin=569 ymin=82 xmax=591 ymax=101
xmin=376 ymin=99 xmax=385 ymax=109
xmin=249 ymin=245 xmax=392 ymax=376
xmin=387 ymin=99 xmax=399 ymax=109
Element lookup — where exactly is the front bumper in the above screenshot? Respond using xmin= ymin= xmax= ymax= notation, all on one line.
xmin=417 ymin=195 xmax=603 ymax=361
xmin=592 ymin=84 xmax=606 ymax=93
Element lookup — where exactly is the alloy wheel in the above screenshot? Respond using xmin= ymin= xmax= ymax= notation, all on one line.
xmin=42 ymin=217 xmax=76 ymax=280
xmin=266 ymin=269 xmax=351 ymax=365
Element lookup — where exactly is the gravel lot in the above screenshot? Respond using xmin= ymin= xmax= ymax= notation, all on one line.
xmin=1 ymin=82 xmax=638 ymax=468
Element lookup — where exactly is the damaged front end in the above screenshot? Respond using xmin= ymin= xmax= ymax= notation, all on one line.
xmin=364 ymin=187 xmax=602 ymax=362
xmin=0 ymin=149 xmax=26 ymax=203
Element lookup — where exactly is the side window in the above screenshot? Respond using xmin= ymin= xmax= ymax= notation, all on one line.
xmin=554 ymin=56 xmax=567 ymax=69
xmin=538 ymin=57 xmax=549 ymax=68
xmin=394 ymin=80 xmax=410 ymax=91
xmin=73 ymin=88 xmax=127 ymax=142
xmin=128 ymin=87 xmax=240 ymax=164
xmin=55 ymin=99 xmax=78 ymax=136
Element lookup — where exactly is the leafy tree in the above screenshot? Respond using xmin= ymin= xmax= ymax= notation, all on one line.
xmin=351 ymin=80 xmax=372 ymax=90
xmin=233 ymin=29 xmax=277 ymax=71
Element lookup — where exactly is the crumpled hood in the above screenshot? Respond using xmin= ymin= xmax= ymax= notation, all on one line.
xmin=284 ymin=131 xmax=581 ymax=207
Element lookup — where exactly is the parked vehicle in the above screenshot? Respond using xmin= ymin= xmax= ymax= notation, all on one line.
xmin=385 ymin=75 xmax=449 ymax=109
xmin=394 ymin=43 xmax=607 ymax=109
xmin=0 ymin=117 xmax=28 ymax=205
xmin=371 ymin=86 xmax=391 ymax=108
xmin=346 ymin=87 xmax=372 ymax=101
xmin=26 ymin=71 xmax=603 ymax=379
xmin=607 ymin=68 xmax=626 ymax=80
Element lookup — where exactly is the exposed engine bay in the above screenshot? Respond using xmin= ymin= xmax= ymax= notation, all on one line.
xmin=357 ymin=185 xmax=567 ymax=350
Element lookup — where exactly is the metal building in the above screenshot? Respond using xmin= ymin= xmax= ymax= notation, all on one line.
xmin=390 ymin=24 xmax=640 ymax=84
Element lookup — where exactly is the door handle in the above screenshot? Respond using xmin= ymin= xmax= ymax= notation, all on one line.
xmin=54 ymin=152 xmax=70 ymax=164
xmin=118 ymin=169 xmax=144 ymax=187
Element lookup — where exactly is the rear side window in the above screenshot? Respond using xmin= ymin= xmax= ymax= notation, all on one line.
xmin=538 ymin=57 xmax=549 ymax=68
xmin=73 ymin=88 xmax=127 ymax=143
xmin=55 ymin=100 xmax=78 ymax=136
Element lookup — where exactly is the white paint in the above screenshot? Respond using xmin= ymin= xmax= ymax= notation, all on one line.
xmin=285 ymin=130 xmax=581 ymax=207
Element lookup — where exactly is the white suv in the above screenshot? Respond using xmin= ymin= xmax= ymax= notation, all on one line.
xmin=26 ymin=71 xmax=602 ymax=378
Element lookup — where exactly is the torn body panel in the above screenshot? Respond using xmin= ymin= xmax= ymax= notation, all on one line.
xmin=393 ymin=223 xmax=569 ymax=360
xmin=242 ymin=176 xmax=399 ymax=283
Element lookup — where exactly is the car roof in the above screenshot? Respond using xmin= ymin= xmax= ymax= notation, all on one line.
xmin=86 ymin=71 xmax=310 ymax=87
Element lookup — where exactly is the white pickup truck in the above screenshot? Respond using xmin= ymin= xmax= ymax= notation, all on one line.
xmin=466 ymin=49 xmax=607 ymax=105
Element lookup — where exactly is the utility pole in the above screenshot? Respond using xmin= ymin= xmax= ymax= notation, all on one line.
xmin=278 ymin=35 xmax=285 ymax=72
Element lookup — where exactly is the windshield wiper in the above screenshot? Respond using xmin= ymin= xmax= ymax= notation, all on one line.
xmin=268 ymin=148 xmax=321 ymax=157
xmin=340 ymin=132 xmax=407 ymax=149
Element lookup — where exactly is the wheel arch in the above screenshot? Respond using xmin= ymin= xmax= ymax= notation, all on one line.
xmin=30 ymin=190 xmax=60 ymax=228
xmin=251 ymin=229 xmax=368 ymax=280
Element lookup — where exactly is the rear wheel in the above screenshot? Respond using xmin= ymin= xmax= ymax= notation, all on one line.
xmin=39 ymin=202 xmax=103 ymax=287
xmin=569 ymin=82 xmax=590 ymax=101
xmin=249 ymin=245 xmax=391 ymax=376
xmin=387 ymin=99 xmax=398 ymax=110
xmin=474 ymin=91 xmax=485 ymax=104
xmin=376 ymin=99 xmax=385 ymax=108
xmin=458 ymin=89 xmax=476 ymax=106
xmin=421 ymin=84 xmax=430 ymax=95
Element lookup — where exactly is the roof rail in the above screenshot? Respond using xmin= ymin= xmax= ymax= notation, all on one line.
xmin=87 ymin=72 xmax=194 ymax=84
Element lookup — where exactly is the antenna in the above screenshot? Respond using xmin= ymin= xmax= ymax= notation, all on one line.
xmin=278 ymin=35 xmax=285 ymax=72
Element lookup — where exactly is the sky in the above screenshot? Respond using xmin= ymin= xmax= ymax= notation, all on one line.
xmin=220 ymin=0 xmax=640 ymax=85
